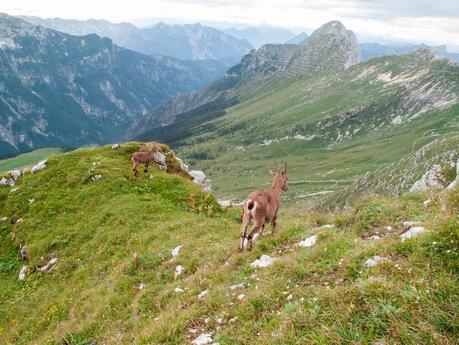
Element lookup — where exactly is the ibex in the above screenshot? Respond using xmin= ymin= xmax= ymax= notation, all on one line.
xmin=131 ymin=142 xmax=159 ymax=176
xmin=239 ymin=163 xmax=288 ymax=252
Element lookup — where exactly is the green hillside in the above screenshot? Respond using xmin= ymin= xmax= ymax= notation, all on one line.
xmin=0 ymin=148 xmax=63 ymax=174
xmin=0 ymin=145 xmax=458 ymax=344
xmin=136 ymin=50 xmax=459 ymax=204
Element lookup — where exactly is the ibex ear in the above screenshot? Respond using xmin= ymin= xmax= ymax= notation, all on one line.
xmin=269 ymin=169 xmax=274 ymax=176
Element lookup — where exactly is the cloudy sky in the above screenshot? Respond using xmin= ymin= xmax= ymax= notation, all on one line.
xmin=2 ymin=0 xmax=459 ymax=51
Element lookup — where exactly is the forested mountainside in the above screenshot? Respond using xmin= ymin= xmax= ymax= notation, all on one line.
xmin=0 ymin=14 xmax=226 ymax=158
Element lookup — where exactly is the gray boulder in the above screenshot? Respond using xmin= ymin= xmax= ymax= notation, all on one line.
xmin=189 ymin=170 xmax=212 ymax=192
xmin=409 ymin=164 xmax=445 ymax=192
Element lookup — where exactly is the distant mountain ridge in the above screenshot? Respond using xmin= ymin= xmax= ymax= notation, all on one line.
xmin=360 ymin=42 xmax=459 ymax=63
xmin=223 ymin=26 xmax=295 ymax=48
xmin=0 ymin=14 xmax=228 ymax=158
xmin=20 ymin=16 xmax=253 ymax=67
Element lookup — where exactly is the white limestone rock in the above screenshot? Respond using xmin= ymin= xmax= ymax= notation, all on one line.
xmin=189 ymin=170 xmax=212 ymax=192
xmin=192 ymin=332 xmax=214 ymax=345
xmin=18 ymin=265 xmax=28 ymax=281
xmin=174 ymin=265 xmax=184 ymax=278
xmin=400 ymin=226 xmax=426 ymax=241
xmin=298 ymin=235 xmax=317 ymax=247
xmin=250 ymin=255 xmax=275 ymax=268
xmin=409 ymin=164 xmax=445 ymax=192
xmin=153 ymin=152 xmax=167 ymax=166
xmin=171 ymin=245 xmax=182 ymax=258
xmin=364 ymin=255 xmax=387 ymax=268
xmin=198 ymin=289 xmax=209 ymax=300
xmin=39 ymin=257 xmax=58 ymax=272
xmin=31 ymin=160 xmax=47 ymax=173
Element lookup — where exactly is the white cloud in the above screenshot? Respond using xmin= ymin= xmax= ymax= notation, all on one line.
xmin=1 ymin=0 xmax=458 ymax=51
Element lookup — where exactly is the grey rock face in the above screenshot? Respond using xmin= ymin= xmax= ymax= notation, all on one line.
xmin=409 ymin=164 xmax=445 ymax=192
xmin=0 ymin=14 xmax=227 ymax=157
xmin=287 ymin=21 xmax=361 ymax=75
xmin=189 ymin=170 xmax=212 ymax=192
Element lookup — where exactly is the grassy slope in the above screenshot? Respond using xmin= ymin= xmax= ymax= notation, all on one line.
xmin=0 ymin=145 xmax=458 ymax=344
xmin=0 ymin=148 xmax=63 ymax=174
xmin=156 ymin=54 xmax=459 ymax=203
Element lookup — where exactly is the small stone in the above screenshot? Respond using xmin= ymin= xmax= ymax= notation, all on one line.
xmin=0 ymin=217 xmax=8 ymax=221
xmin=28 ymin=198 xmax=35 ymax=204
xmin=198 ymin=290 xmax=209 ymax=300
xmin=18 ymin=265 xmax=28 ymax=281
xmin=175 ymin=287 xmax=184 ymax=293
xmin=31 ymin=160 xmax=47 ymax=173
xmin=171 ymin=245 xmax=182 ymax=258
xmin=298 ymin=235 xmax=317 ymax=247
xmin=250 ymin=255 xmax=275 ymax=268
xmin=174 ymin=265 xmax=184 ymax=278
xmin=91 ymin=174 xmax=102 ymax=181
xmin=364 ymin=255 xmax=386 ymax=268
xmin=111 ymin=144 xmax=120 ymax=149
xmin=320 ymin=224 xmax=334 ymax=229
xmin=20 ymin=245 xmax=28 ymax=260
xmin=400 ymin=226 xmax=426 ymax=241
xmin=237 ymin=293 xmax=245 ymax=300
xmin=286 ymin=294 xmax=293 ymax=301
xmin=39 ymin=257 xmax=58 ymax=272
xmin=368 ymin=235 xmax=381 ymax=241
xmin=192 ymin=333 xmax=214 ymax=345
xmin=138 ymin=283 xmax=145 ymax=290
xmin=423 ymin=199 xmax=432 ymax=207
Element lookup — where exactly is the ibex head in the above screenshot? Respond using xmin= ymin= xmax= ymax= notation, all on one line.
xmin=270 ymin=162 xmax=288 ymax=191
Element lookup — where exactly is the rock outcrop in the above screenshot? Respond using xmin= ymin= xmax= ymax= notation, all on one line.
xmin=189 ymin=170 xmax=212 ymax=192
xmin=409 ymin=164 xmax=445 ymax=192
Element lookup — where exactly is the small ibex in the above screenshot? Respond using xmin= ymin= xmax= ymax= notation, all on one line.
xmin=131 ymin=142 xmax=159 ymax=176
xmin=239 ymin=163 xmax=288 ymax=251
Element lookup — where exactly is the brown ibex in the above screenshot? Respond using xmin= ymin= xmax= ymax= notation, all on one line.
xmin=239 ymin=163 xmax=288 ymax=251
xmin=131 ymin=142 xmax=159 ymax=176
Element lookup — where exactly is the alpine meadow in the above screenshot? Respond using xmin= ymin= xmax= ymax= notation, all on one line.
xmin=0 ymin=2 xmax=458 ymax=344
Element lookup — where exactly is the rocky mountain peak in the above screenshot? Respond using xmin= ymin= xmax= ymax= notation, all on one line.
xmin=288 ymin=20 xmax=361 ymax=74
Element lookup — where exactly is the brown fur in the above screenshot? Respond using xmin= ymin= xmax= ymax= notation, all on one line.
xmin=131 ymin=142 xmax=158 ymax=176
xmin=239 ymin=163 xmax=288 ymax=251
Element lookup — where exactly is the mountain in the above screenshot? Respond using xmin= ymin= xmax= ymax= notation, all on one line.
xmin=0 ymin=14 xmax=228 ymax=158
xmin=286 ymin=32 xmax=308 ymax=44
xmin=1 ymin=142 xmax=458 ymax=344
xmin=128 ymin=21 xmax=362 ymax=138
xmin=223 ymin=26 xmax=295 ymax=48
xmin=129 ymin=21 xmax=458 ymax=205
xmin=141 ymin=22 xmax=253 ymax=65
xmin=361 ymin=42 xmax=459 ymax=63
xmin=20 ymin=16 xmax=253 ymax=67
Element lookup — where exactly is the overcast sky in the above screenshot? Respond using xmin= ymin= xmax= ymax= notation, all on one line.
xmin=2 ymin=0 xmax=459 ymax=51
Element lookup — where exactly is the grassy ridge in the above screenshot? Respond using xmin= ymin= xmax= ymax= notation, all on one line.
xmin=0 ymin=148 xmax=63 ymax=174
xmin=0 ymin=145 xmax=458 ymax=344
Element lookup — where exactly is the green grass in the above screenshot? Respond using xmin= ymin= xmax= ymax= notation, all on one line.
xmin=0 ymin=144 xmax=457 ymax=344
xmin=0 ymin=148 xmax=63 ymax=174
